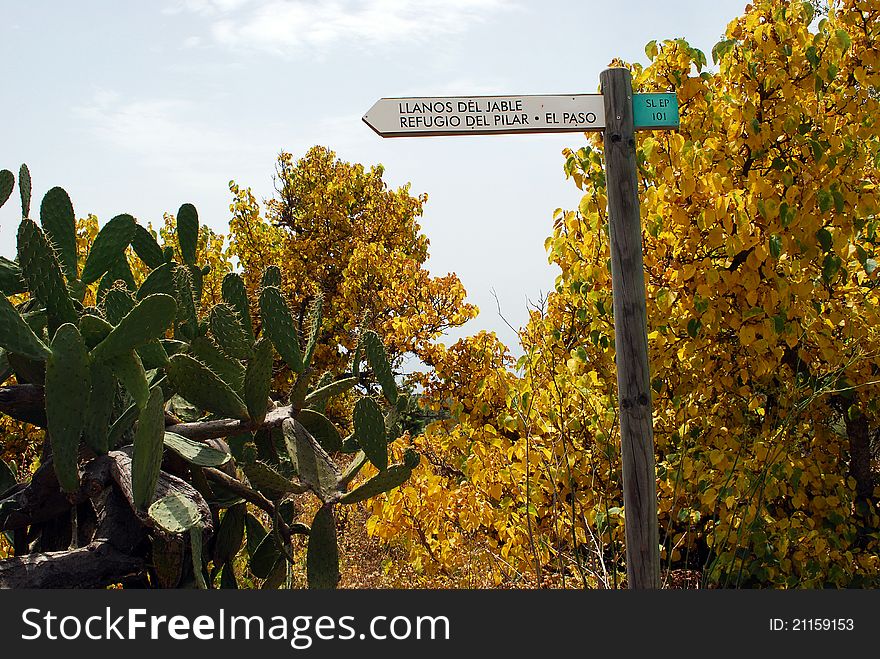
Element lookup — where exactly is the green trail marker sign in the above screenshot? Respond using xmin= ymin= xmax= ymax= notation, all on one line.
xmin=364 ymin=70 xmax=678 ymax=589
xmin=632 ymin=92 xmax=680 ymax=129
xmin=363 ymin=92 xmax=680 ymax=137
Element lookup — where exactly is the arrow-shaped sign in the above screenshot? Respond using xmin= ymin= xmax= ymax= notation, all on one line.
xmin=363 ymin=93 xmax=678 ymax=137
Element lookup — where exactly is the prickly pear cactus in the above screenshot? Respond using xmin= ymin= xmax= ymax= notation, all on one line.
xmin=0 ymin=167 xmax=418 ymax=590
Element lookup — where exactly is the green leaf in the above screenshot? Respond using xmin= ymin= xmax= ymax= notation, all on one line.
xmin=132 ymin=386 xmax=166 ymax=510
xmin=80 ymin=214 xmax=137 ymax=285
xmin=645 ymin=39 xmax=658 ymax=61
xmin=45 ymin=324 xmax=91 ymax=493
xmin=307 ymin=505 xmax=339 ymax=589
xmin=164 ymin=431 xmax=231 ymax=467
xmin=864 ymin=258 xmax=878 ymax=275
xmin=769 ymin=234 xmax=782 ymax=258
xmin=816 ymin=227 xmax=833 ymax=252
xmin=177 ymin=203 xmax=199 ymax=265
xmin=817 ymin=189 xmax=832 ymax=213
xmin=821 ymin=254 xmax=841 ymax=283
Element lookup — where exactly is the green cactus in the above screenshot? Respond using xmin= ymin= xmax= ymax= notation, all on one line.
xmin=302 ymin=295 xmax=323 ymax=369
xmin=91 ymin=293 xmax=177 ymax=363
xmin=261 ymin=265 xmax=282 ymax=289
xmin=304 ymin=376 xmax=358 ymax=409
xmin=208 ymin=303 xmax=252 ymax=360
xmin=243 ymin=461 xmax=301 ymax=499
xmin=78 ymin=313 xmax=112 ymax=350
xmin=259 ymin=285 xmax=304 ymax=373
xmin=103 ymin=283 xmax=135 ymax=325
xmin=149 ymin=491 xmax=201 ymax=533
xmin=363 ymin=330 xmax=397 ymax=405
xmin=307 ymin=505 xmax=339 ymax=589
xmin=0 ymin=294 xmax=50 ymax=361
xmin=353 ymin=397 xmax=388 ymax=471
xmin=96 ymin=257 xmax=137 ymax=304
xmin=80 ymin=214 xmax=136 ymax=285
xmin=0 ymin=256 xmax=26 ymax=295
xmin=176 ymin=203 xmax=199 ymax=266
xmin=106 ymin=350 xmax=149 ymax=409
xmin=132 ymin=386 xmax=166 ymax=510
xmin=282 ymin=418 xmax=339 ymax=500
xmin=189 ymin=336 xmax=245 ymax=394
xmin=173 ymin=265 xmax=198 ymax=341
xmin=339 ymin=450 xmax=420 ymax=505
xmin=0 ymin=169 xmax=13 ymax=209
xmin=221 ymin=272 xmax=254 ymax=343
xmin=244 ymin=337 xmax=273 ymax=425
xmin=130 ymin=224 xmax=165 ymax=269
xmin=213 ymin=503 xmax=246 ymax=570
xmin=19 ymin=164 xmax=31 ymax=218
xmin=297 ymin=408 xmax=343 ymax=453
xmin=82 ymin=362 xmax=116 ymax=455
xmin=137 ymin=340 xmax=170 ymax=370
xmin=163 ymin=432 xmax=231 ymax=467
xmin=249 ymin=531 xmax=283 ymax=579
xmin=39 ymin=187 xmax=78 ymax=280
xmin=136 ymin=262 xmax=175 ymax=299
xmin=17 ymin=218 xmax=77 ymax=327
xmin=45 ymin=323 xmax=91 ymax=493
xmin=166 ymin=353 xmax=248 ymax=419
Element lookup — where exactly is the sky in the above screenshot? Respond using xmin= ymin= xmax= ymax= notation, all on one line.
xmin=0 ymin=0 xmax=749 ymax=356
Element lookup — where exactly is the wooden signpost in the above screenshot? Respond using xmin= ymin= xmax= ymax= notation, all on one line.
xmin=364 ymin=68 xmax=678 ymax=589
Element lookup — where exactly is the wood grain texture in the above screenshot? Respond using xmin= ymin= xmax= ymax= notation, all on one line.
xmin=600 ymin=67 xmax=660 ymax=589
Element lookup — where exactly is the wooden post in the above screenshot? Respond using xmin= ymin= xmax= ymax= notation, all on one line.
xmin=600 ymin=67 xmax=660 ymax=589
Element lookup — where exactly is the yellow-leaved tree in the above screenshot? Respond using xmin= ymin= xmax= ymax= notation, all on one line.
xmin=369 ymin=0 xmax=880 ymax=588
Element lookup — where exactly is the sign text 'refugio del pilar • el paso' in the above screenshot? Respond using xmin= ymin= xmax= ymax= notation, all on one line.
xmin=363 ymin=95 xmax=607 ymax=137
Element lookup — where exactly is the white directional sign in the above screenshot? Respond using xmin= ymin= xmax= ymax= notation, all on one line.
xmin=363 ymin=94 xmax=606 ymax=137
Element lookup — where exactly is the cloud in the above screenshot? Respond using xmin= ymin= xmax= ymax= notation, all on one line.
xmin=165 ymin=0 xmax=512 ymax=55
xmin=73 ymin=91 xmax=275 ymax=191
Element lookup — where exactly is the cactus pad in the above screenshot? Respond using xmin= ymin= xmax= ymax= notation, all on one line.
xmin=45 ymin=323 xmax=91 ymax=492
xmin=132 ymin=386 xmax=166 ymax=510
xmin=80 ymin=214 xmax=136 ymax=284
xmin=166 ymin=353 xmax=248 ymax=419
xmin=244 ymin=337 xmax=273 ymax=425
xmin=259 ymin=285 xmax=304 ymax=373
xmin=176 ymin=203 xmax=199 ymax=265
xmin=39 ymin=187 xmax=78 ymax=280
xmin=353 ymin=397 xmax=388 ymax=472
xmin=306 ymin=505 xmax=339 ymax=589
